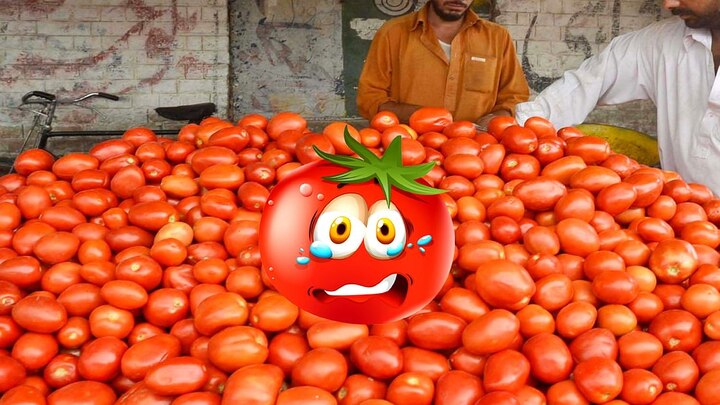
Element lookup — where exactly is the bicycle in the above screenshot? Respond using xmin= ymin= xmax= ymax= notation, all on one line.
xmin=7 ymin=90 xmax=217 ymax=173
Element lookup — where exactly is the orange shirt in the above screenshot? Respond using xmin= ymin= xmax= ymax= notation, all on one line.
xmin=357 ymin=4 xmax=530 ymax=122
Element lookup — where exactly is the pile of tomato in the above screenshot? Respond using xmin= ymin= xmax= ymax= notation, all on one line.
xmin=1 ymin=106 xmax=719 ymax=405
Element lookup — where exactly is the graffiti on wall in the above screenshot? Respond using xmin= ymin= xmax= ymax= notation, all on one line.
xmin=229 ymin=0 xmax=343 ymax=118
xmin=521 ymin=0 xmax=662 ymax=92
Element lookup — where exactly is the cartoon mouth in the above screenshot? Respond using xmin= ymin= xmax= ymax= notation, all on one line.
xmin=312 ymin=273 xmax=409 ymax=306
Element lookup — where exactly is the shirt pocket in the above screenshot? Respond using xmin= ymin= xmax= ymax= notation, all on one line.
xmin=463 ymin=55 xmax=497 ymax=93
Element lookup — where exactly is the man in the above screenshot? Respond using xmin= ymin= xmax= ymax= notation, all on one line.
xmin=515 ymin=0 xmax=720 ymax=194
xmin=357 ymin=0 xmax=530 ymax=129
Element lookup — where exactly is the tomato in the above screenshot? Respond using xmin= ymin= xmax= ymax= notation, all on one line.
xmin=483 ymin=349 xmax=530 ymax=393
xmin=434 ymin=370 xmax=483 ymax=405
xmin=462 ymin=309 xmax=519 ymax=355
xmin=648 ymin=309 xmax=702 ymax=352
xmin=409 ymin=107 xmax=453 ymax=134
xmin=193 ymin=292 xmax=248 ymax=336
xmin=173 ymin=392 xmax=221 ymax=405
xmin=680 ymin=283 xmax=720 ymax=318
xmin=692 ymin=341 xmax=720 ymax=374
xmin=573 ymin=358 xmax=623 ymax=403
xmin=370 ymin=319 xmax=408 ymax=347
xmin=386 ymin=372 xmax=434 ymax=405
xmin=555 ymin=301 xmax=597 ymax=339
xmin=405 ymin=312 xmax=465 ymax=351
xmin=522 ymin=333 xmax=573 ymax=384
xmin=0 ymin=384 xmax=46 ymax=404
xmin=207 ymin=325 xmax=268 ymax=372
xmin=259 ymin=157 xmax=454 ymax=324
xmin=569 ymin=166 xmax=621 ymax=193
xmin=46 ymin=381 xmax=116 ymax=405
xmin=620 ymin=368 xmax=662 ymax=404
xmin=336 ymin=374 xmax=387 ymax=405
xmin=12 ymin=294 xmax=67 ymax=333
xmin=475 ymin=259 xmax=534 ymax=311
xmin=513 ymin=178 xmax=566 ymax=212
xmin=617 ymin=331 xmax=663 ymax=370
xmin=439 ymin=287 xmax=489 ymax=322
xmin=306 ymin=321 xmax=369 ymax=351
xmin=77 ymin=336 xmax=127 ymax=381
xmin=120 ymin=334 xmax=181 ymax=381
xmin=291 ymin=348 xmax=347 ymax=392
xmin=487 ymin=116 xmax=517 ymax=139
xmin=695 ymin=369 xmax=720 ymax=405
xmin=591 ymin=270 xmax=639 ymax=304
xmin=276 ymin=386 xmax=338 ymax=405
xmin=144 ymin=356 xmax=208 ymax=396
xmin=0 ymin=355 xmax=26 ymax=392
xmin=44 ymin=353 xmax=79 ymax=388
xmin=266 ymin=112 xmax=307 ymax=139
xmin=651 ymin=351 xmax=699 ymax=393
xmin=566 ymin=136 xmax=610 ymax=164
xmin=221 ymin=364 xmax=284 ymax=404
xmin=350 ymin=336 xmax=403 ymax=380
xmin=323 ymin=122 xmax=362 ymax=155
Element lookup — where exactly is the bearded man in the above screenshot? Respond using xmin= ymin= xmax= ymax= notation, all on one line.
xmin=357 ymin=0 xmax=530 ymax=129
xmin=515 ymin=0 xmax=720 ymax=194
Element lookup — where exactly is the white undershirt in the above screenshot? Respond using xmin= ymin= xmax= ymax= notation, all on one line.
xmin=438 ymin=39 xmax=451 ymax=59
xmin=515 ymin=17 xmax=720 ymax=195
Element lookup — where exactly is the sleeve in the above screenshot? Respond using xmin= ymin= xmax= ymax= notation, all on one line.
xmin=515 ymin=29 xmax=653 ymax=127
xmin=357 ymin=24 xmax=396 ymax=120
xmin=491 ymin=31 xmax=531 ymax=116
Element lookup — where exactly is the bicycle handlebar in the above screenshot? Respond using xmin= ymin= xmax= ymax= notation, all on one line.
xmin=21 ymin=91 xmax=119 ymax=105
xmin=21 ymin=91 xmax=55 ymax=103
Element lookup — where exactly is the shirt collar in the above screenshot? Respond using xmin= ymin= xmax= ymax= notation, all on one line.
xmin=411 ymin=2 xmax=481 ymax=32
xmin=681 ymin=20 xmax=712 ymax=51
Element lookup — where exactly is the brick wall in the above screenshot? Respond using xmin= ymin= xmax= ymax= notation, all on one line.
xmin=0 ymin=0 xmax=229 ymax=156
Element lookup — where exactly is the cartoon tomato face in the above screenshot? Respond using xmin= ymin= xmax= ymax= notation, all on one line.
xmin=259 ymin=155 xmax=455 ymax=324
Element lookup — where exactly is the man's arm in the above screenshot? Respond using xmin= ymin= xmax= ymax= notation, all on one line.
xmin=515 ymin=28 xmax=653 ymax=127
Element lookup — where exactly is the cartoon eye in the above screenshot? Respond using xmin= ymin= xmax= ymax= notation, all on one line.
xmin=375 ymin=218 xmax=396 ymax=244
xmin=329 ymin=216 xmax=352 ymax=244
xmin=365 ymin=201 xmax=407 ymax=260
xmin=311 ymin=194 xmax=368 ymax=260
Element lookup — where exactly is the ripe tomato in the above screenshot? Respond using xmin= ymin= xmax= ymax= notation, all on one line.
xmin=120 ymin=334 xmax=182 ymax=381
xmin=336 ymin=374 xmax=387 ymax=405
xmin=434 ymin=370 xmax=483 ymax=405
xmin=462 ymin=309 xmax=519 ymax=355
xmin=483 ymin=349 xmax=530 ymax=393
xmin=259 ymin=157 xmax=454 ymax=324
xmin=291 ymin=348 xmax=348 ymax=392
xmin=11 ymin=294 xmax=67 ymax=334
xmin=306 ymin=321 xmax=369 ymax=351
xmin=573 ymin=358 xmax=623 ymax=403
xmin=620 ymin=368 xmax=662 ymax=404
xmin=386 ymin=372 xmax=435 ymax=405
xmin=46 ymin=381 xmax=116 ymax=405
xmin=350 ymin=336 xmax=403 ymax=380
xmin=144 ymin=356 xmax=208 ymax=396
xmin=409 ymin=107 xmax=453 ymax=134
xmin=207 ymin=325 xmax=268 ymax=372
xmin=475 ymin=259 xmax=535 ymax=311
xmin=522 ymin=333 xmax=573 ymax=384
xmin=222 ymin=364 xmax=284 ymax=404
xmin=651 ymin=351 xmax=699 ymax=393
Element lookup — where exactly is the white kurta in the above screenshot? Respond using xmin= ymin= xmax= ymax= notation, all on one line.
xmin=515 ymin=17 xmax=720 ymax=195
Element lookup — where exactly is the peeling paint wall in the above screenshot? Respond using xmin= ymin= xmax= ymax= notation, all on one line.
xmin=0 ymin=0 xmax=229 ymax=156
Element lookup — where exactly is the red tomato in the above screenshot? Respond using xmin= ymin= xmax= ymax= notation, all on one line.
xmin=573 ymin=358 xmax=623 ymax=403
xmin=11 ymin=294 xmax=67 ymax=333
xmin=350 ymin=336 xmax=403 ymax=380
xmin=120 ymin=334 xmax=182 ymax=381
xmin=46 ymin=381 xmax=116 ymax=405
xmin=291 ymin=348 xmax=348 ymax=392
xmin=386 ymin=372 xmax=435 ymax=405
xmin=144 ymin=356 xmax=208 ymax=396
xmin=259 ymin=159 xmax=454 ymax=324
xmin=483 ymin=349 xmax=530 ymax=393
xmin=222 ymin=364 xmax=285 ymax=404
xmin=462 ymin=309 xmax=519 ymax=355
xmin=522 ymin=333 xmax=573 ymax=384
xmin=475 ymin=259 xmax=535 ymax=311
xmin=651 ymin=351 xmax=699 ymax=393
xmin=409 ymin=107 xmax=453 ymax=134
